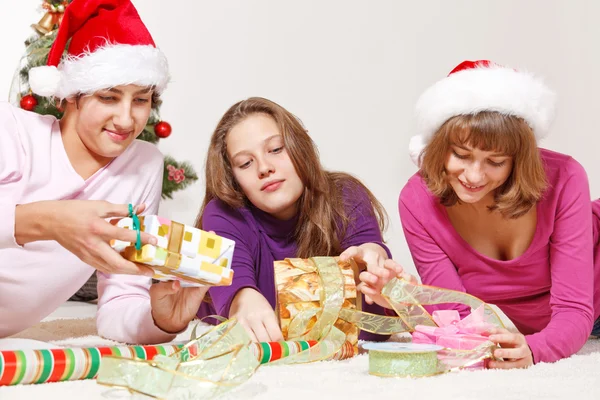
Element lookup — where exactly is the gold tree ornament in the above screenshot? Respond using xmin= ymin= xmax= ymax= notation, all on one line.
xmin=31 ymin=12 xmax=56 ymax=35
xmin=31 ymin=1 xmax=69 ymax=35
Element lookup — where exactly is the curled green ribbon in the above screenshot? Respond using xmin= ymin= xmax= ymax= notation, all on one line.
xmin=381 ymin=278 xmax=505 ymax=330
xmin=96 ymin=258 xmax=504 ymax=398
xmin=380 ymin=278 xmax=504 ymax=372
xmin=97 ymin=318 xmax=259 ymax=399
xmin=128 ymin=203 xmax=142 ymax=251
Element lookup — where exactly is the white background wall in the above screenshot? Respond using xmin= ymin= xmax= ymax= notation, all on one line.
xmin=2 ymin=1 xmax=599 ymax=276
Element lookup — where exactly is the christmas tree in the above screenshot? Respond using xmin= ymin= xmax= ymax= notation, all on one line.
xmin=9 ymin=0 xmax=198 ymax=200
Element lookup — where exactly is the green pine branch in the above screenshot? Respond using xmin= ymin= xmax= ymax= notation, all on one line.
xmin=47 ymin=0 xmax=68 ymax=6
xmin=138 ymin=108 xmax=162 ymax=143
xmin=33 ymin=96 xmax=63 ymax=118
xmin=162 ymin=156 xmax=199 ymax=199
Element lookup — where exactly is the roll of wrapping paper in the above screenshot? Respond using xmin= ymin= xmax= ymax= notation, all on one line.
xmin=0 ymin=344 xmax=181 ymax=386
xmin=0 ymin=340 xmax=324 ymax=386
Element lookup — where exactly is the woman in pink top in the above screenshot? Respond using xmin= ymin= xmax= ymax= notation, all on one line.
xmin=361 ymin=60 xmax=599 ymax=368
xmin=0 ymin=0 xmax=204 ymax=343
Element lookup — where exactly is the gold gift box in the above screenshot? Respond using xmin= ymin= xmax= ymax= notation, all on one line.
xmin=274 ymin=257 xmax=362 ymax=355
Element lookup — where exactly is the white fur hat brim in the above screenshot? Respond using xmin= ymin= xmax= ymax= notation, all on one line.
xmin=29 ymin=44 xmax=169 ymax=99
xmin=410 ymin=64 xmax=556 ymax=165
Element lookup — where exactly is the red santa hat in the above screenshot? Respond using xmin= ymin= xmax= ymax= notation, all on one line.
xmin=409 ymin=60 xmax=556 ymax=165
xmin=29 ymin=0 xmax=169 ymax=99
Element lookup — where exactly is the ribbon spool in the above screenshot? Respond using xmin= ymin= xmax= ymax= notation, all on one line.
xmin=363 ymin=343 xmax=443 ymax=378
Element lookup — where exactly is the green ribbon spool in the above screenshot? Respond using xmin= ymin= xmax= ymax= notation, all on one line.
xmin=363 ymin=343 xmax=442 ymax=377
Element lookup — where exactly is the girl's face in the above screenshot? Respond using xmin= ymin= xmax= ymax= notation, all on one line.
xmin=226 ymin=113 xmax=304 ymax=220
xmin=66 ymin=84 xmax=153 ymax=159
xmin=445 ymin=142 xmax=513 ymax=204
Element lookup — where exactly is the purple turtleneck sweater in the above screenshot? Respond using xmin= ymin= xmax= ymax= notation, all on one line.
xmin=198 ymin=185 xmax=392 ymax=341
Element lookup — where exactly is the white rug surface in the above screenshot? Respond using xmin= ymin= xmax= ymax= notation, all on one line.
xmin=1 ymin=302 xmax=599 ymax=400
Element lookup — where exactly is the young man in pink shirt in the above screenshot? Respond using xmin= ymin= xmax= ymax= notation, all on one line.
xmin=0 ymin=0 xmax=205 ymax=343
xmin=361 ymin=60 xmax=600 ymax=367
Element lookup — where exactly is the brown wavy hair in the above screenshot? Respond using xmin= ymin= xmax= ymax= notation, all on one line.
xmin=196 ymin=97 xmax=387 ymax=257
xmin=420 ymin=111 xmax=547 ymax=219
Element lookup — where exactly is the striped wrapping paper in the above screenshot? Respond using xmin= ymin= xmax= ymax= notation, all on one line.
xmin=251 ymin=340 xmax=318 ymax=364
xmin=0 ymin=344 xmax=181 ymax=386
xmin=0 ymin=340 xmax=323 ymax=386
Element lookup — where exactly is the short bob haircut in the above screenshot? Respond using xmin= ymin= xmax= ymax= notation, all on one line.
xmin=419 ymin=111 xmax=547 ymax=219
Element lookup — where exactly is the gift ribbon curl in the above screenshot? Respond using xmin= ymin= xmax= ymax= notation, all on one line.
xmin=380 ymin=278 xmax=505 ymax=372
xmin=97 ymin=318 xmax=259 ymax=399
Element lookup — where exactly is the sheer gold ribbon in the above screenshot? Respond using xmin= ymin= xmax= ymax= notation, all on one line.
xmin=97 ymin=258 xmax=504 ymax=398
xmin=381 ymin=278 xmax=505 ymax=371
xmin=278 ymin=259 xmax=504 ymax=370
xmin=97 ymin=318 xmax=259 ymax=399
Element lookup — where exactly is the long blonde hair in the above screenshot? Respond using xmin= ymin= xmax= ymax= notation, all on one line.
xmin=196 ymin=97 xmax=387 ymax=257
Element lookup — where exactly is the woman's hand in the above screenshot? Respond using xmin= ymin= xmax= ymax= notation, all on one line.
xmin=488 ymin=327 xmax=534 ymax=369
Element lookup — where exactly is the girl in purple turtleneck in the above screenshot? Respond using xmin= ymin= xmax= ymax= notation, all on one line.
xmin=195 ymin=97 xmax=408 ymax=342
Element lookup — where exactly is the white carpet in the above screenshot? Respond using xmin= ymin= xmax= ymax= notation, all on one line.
xmin=1 ymin=302 xmax=599 ymax=400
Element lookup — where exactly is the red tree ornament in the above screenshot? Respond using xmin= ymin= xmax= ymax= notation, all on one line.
xmin=155 ymin=121 xmax=172 ymax=138
xmin=20 ymin=94 xmax=38 ymax=111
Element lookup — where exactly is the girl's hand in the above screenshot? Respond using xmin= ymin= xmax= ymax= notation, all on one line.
xmin=150 ymin=281 xmax=209 ymax=333
xmin=229 ymin=288 xmax=284 ymax=342
xmin=340 ymin=244 xmax=417 ymax=308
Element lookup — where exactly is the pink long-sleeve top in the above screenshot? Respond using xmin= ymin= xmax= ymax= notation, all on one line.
xmin=0 ymin=102 xmax=174 ymax=344
xmin=399 ymin=148 xmax=599 ymax=364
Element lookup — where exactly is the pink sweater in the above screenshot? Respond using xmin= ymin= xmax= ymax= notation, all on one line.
xmin=0 ymin=102 xmax=174 ymax=344
xmin=399 ymin=148 xmax=599 ymax=364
